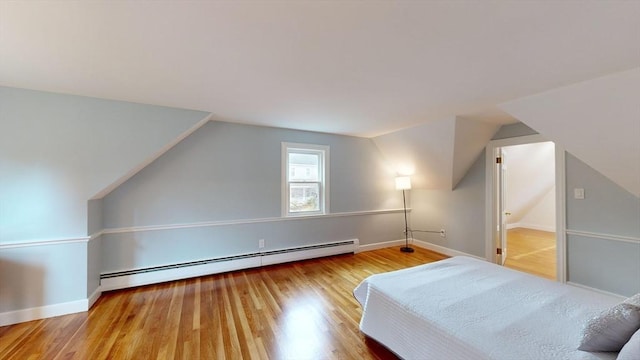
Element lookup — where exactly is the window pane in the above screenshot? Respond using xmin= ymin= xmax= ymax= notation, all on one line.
xmin=289 ymin=183 xmax=320 ymax=212
xmin=283 ymin=142 xmax=328 ymax=216
xmin=289 ymin=153 xmax=319 ymax=181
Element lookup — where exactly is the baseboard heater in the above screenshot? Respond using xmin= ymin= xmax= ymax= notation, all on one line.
xmin=100 ymin=239 xmax=358 ymax=291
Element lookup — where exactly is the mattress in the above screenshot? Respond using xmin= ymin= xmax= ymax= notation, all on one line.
xmin=354 ymin=256 xmax=621 ymax=360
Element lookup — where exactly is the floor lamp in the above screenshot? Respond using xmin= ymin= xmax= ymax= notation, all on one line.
xmin=396 ymin=176 xmax=414 ymax=253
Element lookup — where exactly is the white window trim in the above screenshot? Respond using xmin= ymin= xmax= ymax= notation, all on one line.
xmin=282 ymin=142 xmax=330 ymax=217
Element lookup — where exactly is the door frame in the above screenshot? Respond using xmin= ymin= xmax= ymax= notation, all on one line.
xmin=484 ymin=134 xmax=567 ymax=283
xmin=498 ymin=146 xmax=507 ymax=265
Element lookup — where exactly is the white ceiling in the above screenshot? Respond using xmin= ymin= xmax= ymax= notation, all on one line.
xmin=372 ymin=116 xmax=499 ymax=190
xmin=500 ymin=68 xmax=640 ymax=197
xmin=1 ymin=1 xmax=638 ymax=137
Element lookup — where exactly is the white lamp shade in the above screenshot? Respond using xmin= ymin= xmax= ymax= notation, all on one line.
xmin=395 ymin=176 xmax=411 ymax=190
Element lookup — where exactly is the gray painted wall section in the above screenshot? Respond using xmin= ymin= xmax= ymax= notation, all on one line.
xmin=566 ymin=153 xmax=640 ymax=237
xmin=411 ymin=122 xmax=639 ymax=296
xmin=103 ymin=121 xmax=399 ymax=227
xmin=101 ymin=214 xmax=401 ymax=273
xmin=567 ymin=235 xmax=639 ymax=296
xmin=0 ymin=86 xmax=209 ymax=242
xmin=0 ymin=87 xmax=208 ymax=314
xmin=410 ymin=152 xmax=486 ymax=257
xmin=101 ymin=121 xmax=403 ymax=273
xmin=565 ymin=152 xmax=640 ymax=296
xmin=0 ymin=242 xmax=87 ymax=312
xmin=492 ymin=123 xmax=639 ymax=295
xmin=491 ymin=122 xmax=538 ymax=139
xmin=87 ymin=237 xmax=101 ymax=298
xmin=87 ymin=199 xmax=103 ymax=236
xmin=410 ymin=123 xmax=536 ymax=257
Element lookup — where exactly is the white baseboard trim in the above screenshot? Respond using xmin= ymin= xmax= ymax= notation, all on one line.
xmin=357 ymin=239 xmax=405 ymax=253
xmin=262 ymin=241 xmax=358 ymax=266
xmin=358 ymin=238 xmax=485 ymax=261
xmin=101 ymin=239 xmax=360 ymax=292
xmin=0 ymin=298 xmax=88 ymax=327
xmin=88 ymin=287 xmax=102 ymax=309
xmin=566 ymin=281 xmax=626 ymax=300
xmin=412 ymin=239 xmax=486 ymax=260
xmin=6 ymin=237 xmax=472 ymax=326
xmin=100 ymin=257 xmax=262 ymax=292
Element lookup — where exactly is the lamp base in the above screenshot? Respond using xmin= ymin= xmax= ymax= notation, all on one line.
xmin=400 ymin=246 xmax=414 ymax=253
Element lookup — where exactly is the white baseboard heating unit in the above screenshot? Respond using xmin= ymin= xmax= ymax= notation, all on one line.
xmin=100 ymin=239 xmax=358 ymax=291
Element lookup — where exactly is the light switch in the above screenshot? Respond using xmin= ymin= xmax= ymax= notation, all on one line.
xmin=574 ymin=188 xmax=585 ymax=199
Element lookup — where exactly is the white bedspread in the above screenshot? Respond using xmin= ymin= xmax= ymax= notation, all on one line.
xmin=354 ymin=256 xmax=620 ymax=360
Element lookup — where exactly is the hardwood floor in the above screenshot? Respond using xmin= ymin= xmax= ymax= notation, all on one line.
xmin=0 ymin=247 xmax=446 ymax=360
xmin=504 ymin=227 xmax=556 ymax=280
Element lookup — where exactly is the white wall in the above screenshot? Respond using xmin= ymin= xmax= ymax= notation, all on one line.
xmin=504 ymin=141 xmax=556 ymax=232
xmin=517 ymin=186 xmax=556 ymax=232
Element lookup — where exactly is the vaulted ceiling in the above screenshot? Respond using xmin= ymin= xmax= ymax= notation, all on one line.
xmin=1 ymin=1 xmax=637 ymax=137
xmin=372 ymin=116 xmax=499 ymax=190
xmin=1 ymin=2 xmax=638 ymax=195
xmin=501 ymin=68 xmax=640 ymax=197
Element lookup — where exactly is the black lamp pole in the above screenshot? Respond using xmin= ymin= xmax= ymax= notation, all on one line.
xmin=400 ymin=188 xmax=414 ymax=253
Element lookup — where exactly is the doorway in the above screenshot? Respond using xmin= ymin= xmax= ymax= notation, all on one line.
xmin=485 ymin=134 xmax=566 ymax=282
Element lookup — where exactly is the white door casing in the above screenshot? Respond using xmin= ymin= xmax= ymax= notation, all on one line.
xmin=498 ymin=148 xmax=508 ymax=266
xmin=484 ymin=134 xmax=567 ymax=282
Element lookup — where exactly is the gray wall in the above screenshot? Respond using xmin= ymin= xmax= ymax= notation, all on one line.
xmin=410 ymin=152 xmax=487 ymax=257
xmin=565 ymin=153 xmax=640 ymax=296
xmin=0 ymin=86 xmax=208 ymax=242
xmin=87 ymin=235 xmax=102 ymax=298
xmin=101 ymin=121 xmax=404 ymax=273
xmin=492 ymin=122 xmax=537 ymax=139
xmin=411 ymin=122 xmax=640 ymax=296
xmin=566 ymin=153 xmax=639 ymax=237
xmin=0 ymin=87 xmax=209 ymax=314
xmin=409 ymin=123 xmax=537 ymax=257
xmin=0 ymin=242 xmax=87 ymax=312
xmin=2 ymin=85 xmax=637 ymax=322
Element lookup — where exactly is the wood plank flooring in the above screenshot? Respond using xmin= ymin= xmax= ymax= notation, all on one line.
xmin=504 ymin=227 xmax=557 ymax=280
xmin=0 ymin=247 xmax=446 ymax=360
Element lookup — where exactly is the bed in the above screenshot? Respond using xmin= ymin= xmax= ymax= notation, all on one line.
xmin=354 ymin=256 xmax=634 ymax=360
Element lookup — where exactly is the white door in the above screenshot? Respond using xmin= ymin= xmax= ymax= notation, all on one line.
xmin=496 ymin=148 xmax=507 ymax=265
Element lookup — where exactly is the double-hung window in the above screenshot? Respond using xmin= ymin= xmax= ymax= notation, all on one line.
xmin=282 ymin=143 xmax=329 ymax=216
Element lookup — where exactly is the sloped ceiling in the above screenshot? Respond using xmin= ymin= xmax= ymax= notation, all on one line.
xmin=500 ymin=68 xmax=640 ymax=197
xmin=1 ymin=2 xmax=637 ymax=197
xmin=372 ymin=117 xmax=499 ymax=190
xmin=452 ymin=118 xmax=502 ymax=189
xmin=1 ymin=1 xmax=639 ymax=137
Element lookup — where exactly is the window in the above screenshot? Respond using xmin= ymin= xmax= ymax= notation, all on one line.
xmin=282 ymin=142 xmax=329 ymax=216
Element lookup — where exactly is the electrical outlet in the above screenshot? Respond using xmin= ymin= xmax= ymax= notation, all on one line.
xmin=440 ymin=229 xmax=446 ymax=238
xmin=258 ymin=239 xmax=265 ymax=248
